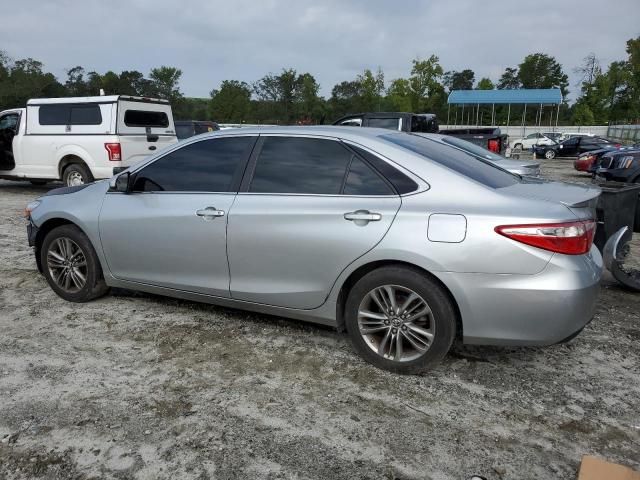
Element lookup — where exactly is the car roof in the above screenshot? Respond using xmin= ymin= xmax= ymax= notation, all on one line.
xmin=195 ymin=125 xmax=414 ymax=141
xmin=27 ymin=95 xmax=169 ymax=105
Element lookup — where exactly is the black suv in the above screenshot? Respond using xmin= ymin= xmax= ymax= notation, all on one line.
xmin=332 ymin=112 xmax=439 ymax=133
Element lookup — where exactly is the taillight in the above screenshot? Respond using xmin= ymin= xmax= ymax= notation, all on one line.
xmin=495 ymin=220 xmax=596 ymax=255
xmin=104 ymin=143 xmax=122 ymax=162
xmin=487 ymin=139 xmax=500 ymax=153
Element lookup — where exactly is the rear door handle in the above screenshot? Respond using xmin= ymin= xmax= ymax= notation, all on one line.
xmin=344 ymin=210 xmax=382 ymax=223
xmin=195 ymin=207 xmax=225 ymax=220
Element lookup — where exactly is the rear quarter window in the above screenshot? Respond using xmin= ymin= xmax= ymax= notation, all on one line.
xmin=381 ymin=133 xmax=519 ymax=188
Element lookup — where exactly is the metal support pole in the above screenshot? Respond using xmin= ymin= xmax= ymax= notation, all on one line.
xmin=447 ymin=103 xmax=450 ymax=128
xmin=491 ymin=104 xmax=495 ymax=126
xmin=555 ymin=103 xmax=560 ymax=131
xmin=476 ymin=103 xmax=480 ymax=126
xmin=522 ymin=104 xmax=527 ymax=137
xmin=461 ymin=104 xmax=465 ymax=126
xmin=506 ymin=104 xmax=511 ymax=129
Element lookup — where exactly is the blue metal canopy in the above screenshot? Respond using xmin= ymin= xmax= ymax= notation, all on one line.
xmin=448 ymin=88 xmax=562 ymax=105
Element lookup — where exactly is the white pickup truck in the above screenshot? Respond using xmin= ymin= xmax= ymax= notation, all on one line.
xmin=0 ymin=95 xmax=178 ymax=186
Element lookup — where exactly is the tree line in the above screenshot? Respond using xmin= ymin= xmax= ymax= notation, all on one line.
xmin=1 ymin=35 xmax=639 ymax=126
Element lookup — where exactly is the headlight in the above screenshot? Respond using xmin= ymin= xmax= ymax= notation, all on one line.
xmin=621 ymin=155 xmax=635 ymax=169
xmin=24 ymin=200 xmax=41 ymax=218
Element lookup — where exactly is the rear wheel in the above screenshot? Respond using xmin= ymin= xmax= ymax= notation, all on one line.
xmin=40 ymin=225 xmax=109 ymax=302
xmin=62 ymin=163 xmax=93 ymax=187
xmin=544 ymin=149 xmax=556 ymax=159
xmin=344 ymin=266 xmax=456 ymax=374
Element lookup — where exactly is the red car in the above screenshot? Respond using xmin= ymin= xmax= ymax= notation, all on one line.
xmin=574 ymin=152 xmax=598 ymax=172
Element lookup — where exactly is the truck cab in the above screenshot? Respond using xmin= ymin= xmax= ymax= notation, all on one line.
xmin=332 ymin=112 xmax=439 ymax=133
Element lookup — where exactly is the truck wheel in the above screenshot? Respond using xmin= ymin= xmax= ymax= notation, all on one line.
xmin=63 ymin=164 xmax=93 ymax=187
xmin=544 ymin=150 xmax=556 ymax=159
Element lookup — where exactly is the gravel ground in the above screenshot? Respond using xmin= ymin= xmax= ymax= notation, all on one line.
xmin=0 ymin=159 xmax=639 ymax=480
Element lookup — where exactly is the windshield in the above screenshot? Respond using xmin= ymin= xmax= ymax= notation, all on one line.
xmin=381 ymin=133 xmax=519 ymax=188
xmin=440 ymin=136 xmax=504 ymax=162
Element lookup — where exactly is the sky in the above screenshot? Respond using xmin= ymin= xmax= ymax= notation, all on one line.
xmin=1 ymin=0 xmax=639 ymax=102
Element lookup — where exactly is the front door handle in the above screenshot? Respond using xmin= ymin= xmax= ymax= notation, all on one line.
xmin=344 ymin=210 xmax=382 ymax=225
xmin=195 ymin=206 xmax=225 ymax=220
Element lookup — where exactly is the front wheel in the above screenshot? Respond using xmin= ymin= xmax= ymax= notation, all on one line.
xmin=544 ymin=149 xmax=556 ymax=159
xmin=62 ymin=163 xmax=93 ymax=187
xmin=344 ymin=266 xmax=456 ymax=374
xmin=40 ymin=225 xmax=109 ymax=302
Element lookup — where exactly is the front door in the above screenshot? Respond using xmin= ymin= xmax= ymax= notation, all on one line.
xmin=0 ymin=112 xmax=19 ymax=171
xmin=99 ymin=135 xmax=256 ymax=296
xmin=227 ymin=135 xmax=401 ymax=309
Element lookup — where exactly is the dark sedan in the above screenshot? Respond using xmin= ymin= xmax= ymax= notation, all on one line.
xmin=534 ymin=136 xmax=619 ymax=159
xmin=595 ymin=149 xmax=640 ymax=183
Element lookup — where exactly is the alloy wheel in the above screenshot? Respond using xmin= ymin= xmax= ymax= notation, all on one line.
xmin=46 ymin=237 xmax=87 ymax=293
xmin=357 ymin=285 xmax=435 ymax=362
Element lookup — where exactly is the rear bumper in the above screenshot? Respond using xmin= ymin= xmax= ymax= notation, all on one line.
xmin=435 ymin=246 xmax=603 ymax=346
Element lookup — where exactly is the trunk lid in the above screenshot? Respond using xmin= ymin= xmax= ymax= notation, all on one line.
xmin=500 ymin=180 xmax=601 ymax=218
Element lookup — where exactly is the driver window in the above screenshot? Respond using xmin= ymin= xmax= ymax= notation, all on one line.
xmin=132 ymin=136 xmax=255 ymax=192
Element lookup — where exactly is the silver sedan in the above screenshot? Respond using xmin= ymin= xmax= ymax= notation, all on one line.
xmin=26 ymin=126 xmax=606 ymax=374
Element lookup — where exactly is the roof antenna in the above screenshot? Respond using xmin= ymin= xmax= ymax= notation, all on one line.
xmin=99 ymin=89 xmax=105 ymax=96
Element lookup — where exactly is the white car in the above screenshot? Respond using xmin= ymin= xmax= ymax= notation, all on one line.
xmin=0 ymin=95 xmax=177 ymax=186
xmin=510 ymin=132 xmax=557 ymax=150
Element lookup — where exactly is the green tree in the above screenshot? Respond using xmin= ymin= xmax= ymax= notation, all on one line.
xmin=296 ymin=72 xmax=324 ymax=123
xmin=357 ymin=68 xmax=385 ymax=111
xmin=497 ymin=67 xmax=520 ymax=89
xmin=384 ymin=78 xmax=412 ymax=111
xmin=476 ymin=77 xmax=494 ymax=90
xmin=149 ymin=66 xmax=183 ymax=102
xmin=210 ymin=80 xmax=252 ymax=122
xmin=408 ymin=55 xmax=444 ymax=112
xmin=517 ymin=53 xmax=569 ymax=98
xmin=443 ymin=69 xmax=474 ymax=91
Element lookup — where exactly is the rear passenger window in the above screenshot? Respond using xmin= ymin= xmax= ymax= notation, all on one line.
xmin=124 ymin=110 xmax=169 ymax=128
xmin=344 ymin=157 xmax=394 ymax=195
xmin=39 ymin=105 xmax=70 ymax=125
xmin=349 ymin=145 xmax=418 ymax=194
xmin=132 ymin=137 xmax=255 ymax=192
xmin=250 ymin=137 xmax=352 ymax=194
xmin=70 ymin=105 xmax=102 ymax=125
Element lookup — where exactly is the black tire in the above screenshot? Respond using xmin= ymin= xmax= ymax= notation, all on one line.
xmin=62 ymin=163 xmax=93 ymax=187
xmin=40 ymin=225 xmax=109 ymax=302
xmin=344 ymin=266 xmax=456 ymax=374
xmin=29 ymin=180 xmax=48 ymax=186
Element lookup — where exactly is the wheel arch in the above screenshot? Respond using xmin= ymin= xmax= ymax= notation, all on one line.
xmin=335 ymin=260 xmax=463 ymax=340
xmin=58 ymin=154 xmax=91 ymax=179
xmin=34 ymin=218 xmax=89 ymax=273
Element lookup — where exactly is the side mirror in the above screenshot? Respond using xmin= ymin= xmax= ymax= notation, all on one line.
xmin=109 ymin=171 xmax=131 ymax=193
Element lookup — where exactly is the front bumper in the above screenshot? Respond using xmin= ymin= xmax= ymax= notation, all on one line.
xmin=435 ymin=246 xmax=603 ymax=346
xmin=27 ymin=220 xmax=39 ymax=247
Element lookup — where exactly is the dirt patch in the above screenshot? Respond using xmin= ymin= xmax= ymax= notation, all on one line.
xmin=1 ymin=169 xmax=639 ymax=479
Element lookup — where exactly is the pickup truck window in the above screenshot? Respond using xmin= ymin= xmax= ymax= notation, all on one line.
xmin=382 ymin=133 xmax=519 ymax=189
xmin=124 ymin=110 xmax=169 ymax=128
xmin=39 ymin=104 xmax=102 ymax=126
xmin=368 ymin=118 xmax=401 ymax=130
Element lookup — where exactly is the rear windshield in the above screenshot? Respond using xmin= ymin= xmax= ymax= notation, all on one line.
xmin=440 ymin=136 xmax=504 ymax=162
xmin=368 ymin=118 xmax=400 ymax=130
xmin=124 ymin=110 xmax=169 ymax=128
xmin=381 ymin=133 xmax=519 ymax=188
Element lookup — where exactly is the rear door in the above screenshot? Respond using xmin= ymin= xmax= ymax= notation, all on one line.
xmin=99 ymin=135 xmax=256 ymax=295
xmin=227 ymin=135 xmax=401 ymax=309
xmin=116 ymin=99 xmax=178 ymax=167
